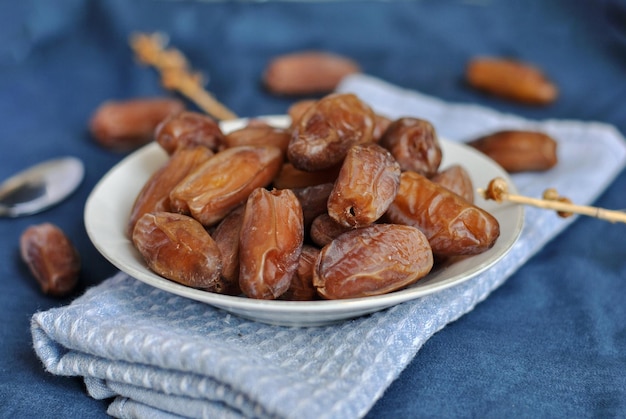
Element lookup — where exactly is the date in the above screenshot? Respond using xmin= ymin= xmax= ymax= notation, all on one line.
xmin=467 ymin=130 xmax=558 ymax=173
xmin=287 ymin=93 xmax=375 ymax=171
xmin=225 ymin=123 xmax=292 ymax=156
xmin=211 ymin=205 xmax=245 ymax=296
xmin=127 ymin=146 xmax=214 ymax=236
xmin=431 ymin=164 xmax=475 ymax=204
xmin=279 ymin=245 xmax=321 ymax=301
xmin=263 ymin=51 xmax=360 ymax=95
xmin=169 ymin=145 xmax=283 ymax=226
xmin=313 ymin=224 xmax=433 ymax=299
xmin=20 ymin=223 xmax=80 ymax=297
xmin=385 ymin=171 xmax=500 ymax=257
xmin=239 ymin=188 xmax=304 ymax=300
xmin=89 ymin=97 xmax=184 ymax=150
xmin=466 ymin=57 xmax=558 ymax=105
xmin=155 ymin=111 xmax=227 ymax=155
xmin=379 ymin=117 xmax=442 ymax=177
xmin=132 ymin=212 xmax=224 ymax=290
xmin=309 ymin=213 xmax=352 ymax=247
xmin=327 ymin=143 xmax=401 ymax=228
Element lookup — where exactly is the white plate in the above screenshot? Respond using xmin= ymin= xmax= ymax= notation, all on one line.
xmin=85 ymin=115 xmax=523 ymax=327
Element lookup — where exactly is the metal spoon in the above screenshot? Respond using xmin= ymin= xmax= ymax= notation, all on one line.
xmin=0 ymin=157 xmax=84 ymax=217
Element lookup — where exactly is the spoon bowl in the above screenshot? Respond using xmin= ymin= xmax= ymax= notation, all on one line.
xmin=0 ymin=157 xmax=84 ymax=217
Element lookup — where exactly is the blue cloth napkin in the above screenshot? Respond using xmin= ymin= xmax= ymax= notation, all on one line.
xmin=31 ymin=75 xmax=626 ymax=419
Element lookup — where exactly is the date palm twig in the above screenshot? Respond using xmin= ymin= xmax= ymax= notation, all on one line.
xmin=478 ymin=177 xmax=626 ymax=224
xmin=129 ymin=32 xmax=238 ymax=121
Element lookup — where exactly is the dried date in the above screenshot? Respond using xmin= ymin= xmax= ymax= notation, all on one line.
xmin=467 ymin=130 xmax=558 ymax=173
xmin=239 ymin=188 xmax=304 ymax=300
xmin=20 ymin=223 xmax=80 ymax=297
xmin=169 ymin=145 xmax=283 ymax=226
xmin=132 ymin=212 xmax=224 ymax=290
xmin=89 ymin=98 xmax=184 ymax=150
xmin=128 ymin=146 xmax=214 ymax=236
xmin=287 ymin=93 xmax=375 ymax=171
xmin=379 ymin=117 xmax=442 ymax=177
xmin=431 ymin=164 xmax=475 ymax=204
xmin=279 ymin=245 xmax=321 ymax=301
xmin=313 ymin=224 xmax=433 ymax=299
xmin=211 ymin=205 xmax=245 ymax=295
xmin=155 ymin=111 xmax=227 ymax=155
xmin=466 ymin=57 xmax=558 ymax=105
xmin=309 ymin=213 xmax=352 ymax=247
xmin=292 ymin=182 xmax=335 ymax=230
xmin=385 ymin=171 xmax=500 ymax=257
xmin=327 ymin=143 xmax=401 ymax=228
xmin=263 ymin=51 xmax=360 ymax=95
xmin=272 ymin=162 xmax=340 ymax=190
xmin=225 ymin=124 xmax=292 ymax=155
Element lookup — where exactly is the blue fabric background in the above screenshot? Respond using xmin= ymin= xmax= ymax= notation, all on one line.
xmin=1 ymin=0 xmax=625 ymax=417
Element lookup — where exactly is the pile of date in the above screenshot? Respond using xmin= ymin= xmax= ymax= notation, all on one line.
xmin=126 ymin=93 xmax=502 ymax=301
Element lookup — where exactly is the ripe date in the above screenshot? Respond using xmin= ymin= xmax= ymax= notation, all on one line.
xmin=238 ymin=188 xmax=304 ymax=300
xmin=313 ymin=224 xmax=433 ymax=299
xmin=287 ymin=93 xmax=375 ymax=171
xmin=385 ymin=171 xmax=500 ymax=257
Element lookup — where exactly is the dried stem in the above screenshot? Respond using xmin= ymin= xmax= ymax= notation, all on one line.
xmin=478 ymin=177 xmax=626 ymax=224
xmin=129 ymin=32 xmax=238 ymax=121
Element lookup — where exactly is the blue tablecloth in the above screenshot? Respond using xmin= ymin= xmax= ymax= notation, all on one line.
xmin=2 ymin=1 xmax=625 ymax=417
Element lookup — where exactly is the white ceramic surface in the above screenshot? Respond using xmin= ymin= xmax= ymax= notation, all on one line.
xmin=85 ymin=115 xmax=523 ymax=327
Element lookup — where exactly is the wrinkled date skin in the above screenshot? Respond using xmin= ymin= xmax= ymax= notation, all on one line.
xmin=385 ymin=171 xmax=500 ymax=257
xmin=132 ymin=212 xmax=224 ymax=290
xmin=280 ymin=245 xmax=321 ymax=301
xmin=20 ymin=223 xmax=81 ymax=297
xmin=327 ymin=143 xmax=401 ymax=228
xmin=155 ymin=111 xmax=227 ymax=155
xmin=225 ymin=124 xmax=292 ymax=156
xmin=379 ymin=117 xmax=442 ymax=177
xmin=128 ymin=146 xmax=214 ymax=236
xmin=310 ymin=213 xmax=352 ymax=247
xmin=210 ymin=205 xmax=245 ymax=296
xmin=89 ymin=98 xmax=185 ymax=150
xmin=239 ymin=188 xmax=304 ymax=300
xmin=431 ymin=164 xmax=475 ymax=204
xmin=288 ymin=99 xmax=317 ymax=127
xmin=313 ymin=224 xmax=433 ymax=299
xmin=466 ymin=57 xmax=558 ymax=105
xmin=287 ymin=93 xmax=375 ymax=171
xmin=170 ymin=145 xmax=283 ymax=226
xmin=272 ymin=162 xmax=340 ymax=190
xmin=467 ymin=130 xmax=558 ymax=173
xmin=292 ymin=182 xmax=335 ymax=230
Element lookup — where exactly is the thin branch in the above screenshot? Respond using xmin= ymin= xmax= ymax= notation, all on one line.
xmin=478 ymin=177 xmax=626 ymax=224
xmin=129 ymin=32 xmax=238 ymax=121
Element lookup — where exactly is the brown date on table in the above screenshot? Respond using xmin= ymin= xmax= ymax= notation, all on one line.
xmin=466 ymin=57 xmax=558 ymax=105
xmin=313 ymin=224 xmax=433 ymax=299
xmin=466 ymin=130 xmax=558 ymax=173
xmin=20 ymin=223 xmax=80 ymax=297
xmin=89 ymin=97 xmax=184 ymax=150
